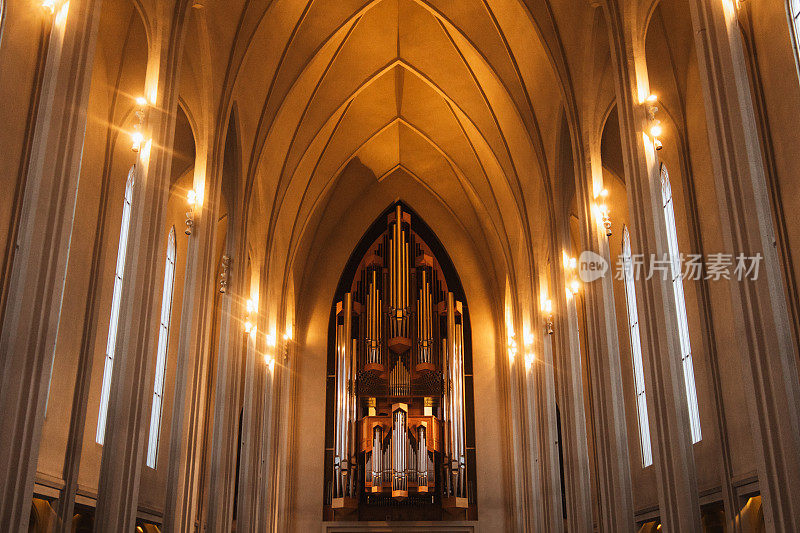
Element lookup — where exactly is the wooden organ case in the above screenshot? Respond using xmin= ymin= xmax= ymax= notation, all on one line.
xmin=324 ymin=204 xmax=477 ymax=521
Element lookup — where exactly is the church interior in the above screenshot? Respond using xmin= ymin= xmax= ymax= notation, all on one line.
xmin=2 ymin=0 xmax=800 ymax=530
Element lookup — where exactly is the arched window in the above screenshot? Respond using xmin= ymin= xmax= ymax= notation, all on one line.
xmin=622 ymin=226 xmax=653 ymax=467
xmin=661 ymin=165 xmax=702 ymax=443
xmin=146 ymin=227 xmax=176 ymax=468
xmin=96 ymin=168 xmax=135 ymax=445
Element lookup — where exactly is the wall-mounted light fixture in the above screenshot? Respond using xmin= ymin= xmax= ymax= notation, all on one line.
xmin=185 ymin=188 xmax=198 ymax=235
xmin=645 ymin=94 xmax=663 ymax=151
xmin=42 ymin=0 xmax=57 ymax=13
xmin=131 ymin=97 xmax=147 ymax=153
xmin=543 ymin=298 xmax=554 ymax=335
xmin=564 ymin=253 xmax=581 ymax=298
xmin=523 ymin=331 xmax=535 ymax=370
xmin=244 ymin=298 xmax=257 ymax=338
xmin=507 ymin=335 xmax=518 ymax=365
xmin=569 ymin=279 xmax=581 ymax=296
xmin=595 ymin=188 xmax=612 ymax=237
xmin=219 ymin=255 xmax=231 ymax=294
xmin=524 ymin=351 xmax=535 ymax=370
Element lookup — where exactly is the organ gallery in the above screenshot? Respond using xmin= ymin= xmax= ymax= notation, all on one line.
xmin=325 ymin=204 xmax=476 ymax=520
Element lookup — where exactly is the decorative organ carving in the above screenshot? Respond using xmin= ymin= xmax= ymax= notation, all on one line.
xmin=326 ymin=204 xmax=475 ymax=520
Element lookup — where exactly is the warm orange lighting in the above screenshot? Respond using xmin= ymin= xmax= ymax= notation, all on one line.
xmin=54 ymin=2 xmax=69 ymax=27
xmin=523 ymin=331 xmax=534 ymax=347
xmin=130 ymin=130 xmax=144 ymax=153
xmin=543 ymin=299 xmax=553 ymax=314
xmin=570 ymin=280 xmax=580 ymax=294
xmin=246 ymin=299 xmax=256 ymax=314
xmin=650 ymin=123 xmax=663 ymax=138
xmin=244 ymin=320 xmax=253 ymax=333
xmin=187 ymin=189 xmax=197 ymax=206
xmin=507 ymin=336 xmax=518 ymax=364
xmin=267 ymin=333 xmax=276 ymax=347
xmin=646 ymin=94 xmax=658 ymax=104
xmin=42 ymin=0 xmax=56 ymax=13
xmin=135 ymin=96 xmax=148 ymax=107
xmin=524 ymin=351 xmax=535 ymax=369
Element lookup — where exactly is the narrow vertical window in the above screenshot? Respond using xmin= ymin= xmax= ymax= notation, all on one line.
xmin=146 ymin=227 xmax=176 ymax=468
xmin=0 ymin=0 xmax=5 ymax=46
xmin=661 ymin=165 xmax=702 ymax=443
xmin=790 ymin=0 xmax=800 ymax=64
xmin=622 ymin=227 xmax=653 ymax=467
xmin=97 ymin=168 xmax=135 ymax=444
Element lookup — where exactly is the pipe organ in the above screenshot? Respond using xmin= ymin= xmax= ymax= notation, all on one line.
xmin=326 ymin=205 xmax=475 ymax=520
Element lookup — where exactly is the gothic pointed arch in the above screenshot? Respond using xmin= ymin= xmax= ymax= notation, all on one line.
xmin=324 ymin=201 xmax=477 ymax=520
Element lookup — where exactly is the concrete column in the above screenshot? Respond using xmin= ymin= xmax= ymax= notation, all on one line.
xmin=256 ymin=348 xmax=276 ymax=533
xmin=601 ymin=1 xmax=703 ymax=529
xmin=0 ymin=2 xmax=101 ymax=529
xmin=522 ymin=337 xmax=544 ymax=533
xmin=235 ymin=267 xmax=266 ymax=532
xmin=509 ymin=312 xmax=542 ymax=532
xmin=551 ymin=185 xmax=594 ymax=532
xmin=205 ymin=226 xmax=247 ymax=532
xmin=163 ymin=156 xmax=222 ymax=532
xmin=532 ymin=320 xmax=566 ymax=533
xmin=571 ymin=136 xmax=634 ymax=530
xmin=687 ymin=0 xmax=800 ymax=528
xmin=93 ymin=8 xmax=189 ymax=529
xmin=555 ymin=278 xmax=594 ymax=532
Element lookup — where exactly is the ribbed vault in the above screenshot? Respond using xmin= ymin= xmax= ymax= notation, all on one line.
xmin=215 ymin=0 xmax=568 ymax=296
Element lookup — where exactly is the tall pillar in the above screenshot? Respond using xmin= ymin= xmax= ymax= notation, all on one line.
xmin=572 ymin=133 xmax=634 ymax=530
xmin=687 ymin=0 xmax=800 ymax=528
xmin=508 ymin=307 xmax=542 ymax=532
xmin=93 ymin=8 xmax=189 ymax=529
xmin=0 ymin=2 xmax=101 ymax=529
xmin=601 ymin=1 xmax=703 ymax=529
xmin=521 ymin=333 xmax=544 ymax=532
xmin=536 ymin=322 xmax=566 ymax=532
xmin=163 ymin=155 xmax=221 ymax=532
xmin=552 ymin=168 xmax=594 ymax=532
xmin=235 ymin=267 xmax=267 ymax=532
xmin=205 ymin=241 xmax=247 ymax=532
xmin=256 ymin=344 xmax=277 ymax=533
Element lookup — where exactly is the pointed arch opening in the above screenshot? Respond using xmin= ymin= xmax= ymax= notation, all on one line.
xmin=323 ymin=201 xmax=477 ymax=521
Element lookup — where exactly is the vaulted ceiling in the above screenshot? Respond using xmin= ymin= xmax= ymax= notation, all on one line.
xmin=173 ymin=0 xmax=605 ymax=297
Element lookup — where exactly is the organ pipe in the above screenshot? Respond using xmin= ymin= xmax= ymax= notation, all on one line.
xmin=328 ymin=204 xmax=472 ymax=516
xmin=333 ymin=293 xmax=356 ymax=500
xmin=391 ymin=403 xmax=408 ymax=498
xmin=446 ymin=292 xmax=467 ymax=499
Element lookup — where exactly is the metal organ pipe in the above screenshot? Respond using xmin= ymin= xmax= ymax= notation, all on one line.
xmin=445 ymin=292 xmax=467 ymax=499
xmin=333 ymin=294 xmax=356 ymax=499
xmin=366 ymin=269 xmax=381 ymax=366
xmin=372 ymin=425 xmax=382 ymax=491
xmin=333 ymin=320 xmax=342 ymax=497
xmin=391 ymin=404 xmax=408 ymax=497
xmin=417 ymin=425 xmax=428 ymax=490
